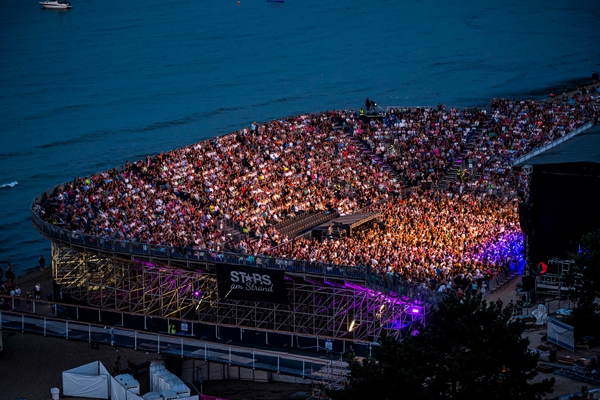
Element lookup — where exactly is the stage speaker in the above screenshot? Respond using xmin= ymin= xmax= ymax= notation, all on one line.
xmin=518 ymin=203 xmax=534 ymax=233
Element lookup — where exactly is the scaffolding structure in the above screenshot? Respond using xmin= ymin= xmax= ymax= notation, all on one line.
xmin=52 ymin=243 xmax=424 ymax=342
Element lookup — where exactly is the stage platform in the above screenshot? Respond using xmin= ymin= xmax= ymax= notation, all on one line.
xmin=360 ymin=114 xmax=383 ymax=123
xmin=313 ymin=212 xmax=381 ymax=238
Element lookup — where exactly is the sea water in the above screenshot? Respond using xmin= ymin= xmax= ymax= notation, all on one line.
xmin=1 ymin=0 xmax=599 ymax=276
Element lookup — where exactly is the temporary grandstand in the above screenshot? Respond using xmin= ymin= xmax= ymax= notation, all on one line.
xmin=29 ymin=99 xmax=599 ymax=350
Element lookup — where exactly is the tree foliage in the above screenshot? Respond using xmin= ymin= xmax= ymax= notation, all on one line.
xmin=563 ymin=229 xmax=600 ymax=337
xmin=328 ymin=296 xmax=554 ymax=400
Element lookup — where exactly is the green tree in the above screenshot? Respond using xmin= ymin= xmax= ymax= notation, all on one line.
xmin=329 ymin=296 xmax=554 ymax=400
xmin=563 ymin=229 xmax=600 ymax=337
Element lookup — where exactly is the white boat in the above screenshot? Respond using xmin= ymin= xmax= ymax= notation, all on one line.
xmin=40 ymin=1 xmax=72 ymax=9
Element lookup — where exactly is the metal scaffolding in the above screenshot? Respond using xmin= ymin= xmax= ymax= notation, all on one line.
xmin=52 ymin=243 xmax=424 ymax=342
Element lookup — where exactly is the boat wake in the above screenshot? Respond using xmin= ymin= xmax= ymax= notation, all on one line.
xmin=0 ymin=181 xmax=18 ymax=189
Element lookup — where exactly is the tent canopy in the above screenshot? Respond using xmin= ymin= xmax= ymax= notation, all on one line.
xmin=62 ymin=361 xmax=110 ymax=399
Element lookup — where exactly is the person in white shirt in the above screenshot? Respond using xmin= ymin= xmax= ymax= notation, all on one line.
xmin=14 ymin=286 xmax=21 ymax=306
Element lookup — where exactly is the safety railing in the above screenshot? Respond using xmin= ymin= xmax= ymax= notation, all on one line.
xmin=0 ymin=294 xmax=375 ymax=360
xmin=511 ymin=122 xmax=594 ymax=167
xmin=0 ymin=309 xmax=334 ymax=380
xmin=487 ymin=264 xmax=521 ymax=294
xmin=365 ymin=278 xmax=447 ymax=307
xmin=30 ymin=210 xmax=368 ymax=281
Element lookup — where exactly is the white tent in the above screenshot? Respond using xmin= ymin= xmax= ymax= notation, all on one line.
xmin=110 ymin=375 xmax=145 ymax=400
xmin=149 ymin=360 xmax=196 ymax=399
xmin=62 ymin=361 xmax=111 ymax=399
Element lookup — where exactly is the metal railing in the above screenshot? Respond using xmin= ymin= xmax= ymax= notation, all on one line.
xmin=487 ymin=266 xmax=520 ymax=294
xmin=0 ymin=309 xmax=335 ymax=380
xmin=365 ymin=279 xmax=448 ymax=307
xmin=31 ymin=210 xmax=368 ymax=281
xmin=0 ymin=294 xmax=375 ymax=359
xmin=511 ymin=122 xmax=594 ymax=167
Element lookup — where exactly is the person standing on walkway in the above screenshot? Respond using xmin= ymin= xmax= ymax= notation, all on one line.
xmin=39 ymin=255 xmax=45 ymax=271
xmin=5 ymin=264 xmax=15 ymax=282
xmin=34 ymin=283 xmax=41 ymax=300
xmin=9 ymin=287 xmax=15 ymax=309
xmin=14 ymin=286 xmax=21 ymax=306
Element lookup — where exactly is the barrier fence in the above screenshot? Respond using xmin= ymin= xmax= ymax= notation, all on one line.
xmin=366 ymin=262 xmax=521 ymax=306
xmin=487 ymin=266 xmax=521 ymax=294
xmin=0 ymin=295 xmax=374 ymax=359
xmin=511 ymin=122 xmax=594 ymax=167
xmin=31 ymin=210 xmax=369 ymax=281
xmin=366 ymin=279 xmax=447 ymax=307
xmin=0 ymin=308 xmax=339 ymax=380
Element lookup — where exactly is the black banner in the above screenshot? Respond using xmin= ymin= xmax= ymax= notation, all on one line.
xmin=216 ymin=264 xmax=289 ymax=305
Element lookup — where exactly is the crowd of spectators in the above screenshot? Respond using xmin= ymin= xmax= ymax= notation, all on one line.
xmin=352 ymin=105 xmax=487 ymax=187
xmin=34 ymin=111 xmax=397 ymax=253
xmin=32 ymin=95 xmax=599 ymax=294
xmin=269 ymin=189 xmax=522 ymax=294
xmin=464 ymin=98 xmax=600 ymax=193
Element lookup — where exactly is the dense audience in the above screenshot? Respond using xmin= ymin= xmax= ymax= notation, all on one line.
xmin=465 ymin=99 xmax=600 ymax=192
xmin=34 ymin=111 xmax=397 ymax=252
xmin=269 ymin=190 xmax=522 ymax=292
xmin=352 ymin=106 xmax=487 ymax=186
xmin=32 ymin=93 xmax=599 ymax=293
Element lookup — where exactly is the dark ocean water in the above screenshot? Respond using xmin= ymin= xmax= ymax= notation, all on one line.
xmin=1 ymin=0 xmax=599 ymax=276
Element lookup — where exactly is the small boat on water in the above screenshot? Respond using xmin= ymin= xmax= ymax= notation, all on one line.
xmin=40 ymin=0 xmax=72 ymax=9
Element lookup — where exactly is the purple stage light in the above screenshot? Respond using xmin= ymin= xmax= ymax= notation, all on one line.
xmin=412 ymin=308 xmax=420 ymax=314
xmin=194 ymin=290 xmax=200 ymax=297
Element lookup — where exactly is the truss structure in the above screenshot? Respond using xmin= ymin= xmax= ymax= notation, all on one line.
xmin=52 ymin=243 xmax=425 ymax=342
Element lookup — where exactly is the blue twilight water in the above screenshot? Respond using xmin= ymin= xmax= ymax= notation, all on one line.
xmin=0 ymin=0 xmax=599 ymax=276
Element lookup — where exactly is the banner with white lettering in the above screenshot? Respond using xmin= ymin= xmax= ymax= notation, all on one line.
xmin=216 ymin=264 xmax=289 ymax=305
